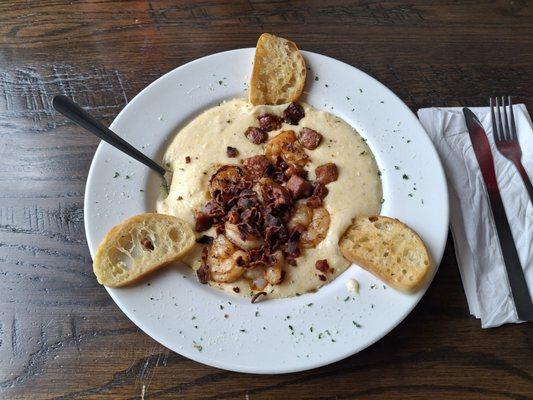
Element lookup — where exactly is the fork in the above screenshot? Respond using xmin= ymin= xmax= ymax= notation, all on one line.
xmin=490 ymin=96 xmax=533 ymax=202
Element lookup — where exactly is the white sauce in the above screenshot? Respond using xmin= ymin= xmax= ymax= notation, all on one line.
xmin=157 ymin=99 xmax=382 ymax=299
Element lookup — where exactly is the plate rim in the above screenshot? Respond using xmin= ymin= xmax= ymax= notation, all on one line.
xmin=84 ymin=48 xmax=449 ymax=374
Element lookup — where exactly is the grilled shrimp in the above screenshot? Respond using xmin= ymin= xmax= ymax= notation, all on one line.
xmin=288 ymin=203 xmax=330 ymax=248
xmin=265 ymin=251 xmax=284 ymax=285
xmin=243 ymin=250 xmax=284 ymax=289
xmin=207 ymin=234 xmax=249 ymax=283
xmin=264 ymin=130 xmax=309 ymax=167
xmin=224 ymin=221 xmax=263 ymax=250
xmin=208 ymin=165 xmax=252 ymax=199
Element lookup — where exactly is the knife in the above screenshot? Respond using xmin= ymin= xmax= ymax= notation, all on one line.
xmin=463 ymin=107 xmax=533 ymax=322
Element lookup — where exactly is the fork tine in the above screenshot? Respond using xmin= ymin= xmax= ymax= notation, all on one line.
xmin=496 ymin=97 xmax=506 ymax=140
xmin=502 ymin=96 xmax=511 ymax=140
xmin=490 ymin=97 xmax=501 ymax=141
xmin=509 ymin=96 xmax=517 ymax=140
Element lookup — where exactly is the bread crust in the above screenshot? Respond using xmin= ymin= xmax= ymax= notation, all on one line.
xmin=339 ymin=216 xmax=431 ymax=292
xmin=93 ymin=213 xmax=195 ymax=287
xmin=249 ymin=33 xmax=307 ymax=105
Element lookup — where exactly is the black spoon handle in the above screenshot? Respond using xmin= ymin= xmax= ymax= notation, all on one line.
xmin=52 ymin=95 xmax=166 ymax=177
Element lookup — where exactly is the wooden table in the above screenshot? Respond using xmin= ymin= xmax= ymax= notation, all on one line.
xmin=1 ymin=1 xmax=532 ymax=399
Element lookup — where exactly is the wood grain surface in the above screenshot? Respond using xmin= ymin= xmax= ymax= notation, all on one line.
xmin=0 ymin=1 xmax=532 ymax=399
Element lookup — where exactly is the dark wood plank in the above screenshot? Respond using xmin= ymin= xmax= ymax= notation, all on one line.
xmin=0 ymin=1 xmax=532 ymax=399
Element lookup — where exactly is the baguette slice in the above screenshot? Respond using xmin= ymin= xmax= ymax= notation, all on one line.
xmin=93 ymin=213 xmax=195 ymax=287
xmin=339 ymin=216 xmax=431 ymax=292
xmin=249 ymin=33 xmax=307 ymax=105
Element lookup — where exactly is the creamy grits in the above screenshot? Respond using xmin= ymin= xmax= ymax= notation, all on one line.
xmin=157 ymin=98 xmax=382 ymax=299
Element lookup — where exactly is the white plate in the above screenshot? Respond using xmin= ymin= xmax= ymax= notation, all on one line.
xmin=84 ymin=49 xmax=449 ymax=374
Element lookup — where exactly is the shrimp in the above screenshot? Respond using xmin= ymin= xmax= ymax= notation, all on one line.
xmin=265 ymin=251 xmax=284 ymax=285
xmin=243 ymin=250 xmax=284 ymax=289
xmin=224 ymin=221 xmax=263 ymax=250
xmin=207 ymin=234 xmax=249 ymax=283
xmin=264 ymin=130 xmax=309 ymax=167
xmin=288 ymin=203 xmax=330 ymax=248
xmin=208 ymin=165 xmax=252 ymax=199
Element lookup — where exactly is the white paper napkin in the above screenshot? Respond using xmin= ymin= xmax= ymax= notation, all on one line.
xmin=417 ymin=105 xmax=533 ymax=328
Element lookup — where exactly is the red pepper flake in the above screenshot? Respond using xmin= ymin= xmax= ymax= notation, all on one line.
xmin=185 ymin=156 xmax=191 ymax=164
xmin=315 ymin=259 xmax=329 ymax=273
xmin=233 ymin=286 xmax=240 ymax=293
xmin=227 ymin=146 xmax=239 ymax=158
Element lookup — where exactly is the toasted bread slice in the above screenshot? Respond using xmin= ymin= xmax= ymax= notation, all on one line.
xmin=249 ymin=33 xmax=307 ymax=105
xmin=93 ymin=213 xmax=195 ymax=287
xmin=339 ymin=216 xmax=431 ymax=292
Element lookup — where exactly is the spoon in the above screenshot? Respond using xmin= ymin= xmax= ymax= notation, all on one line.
xmin=52 ymin=95 xmax=170 ymax=191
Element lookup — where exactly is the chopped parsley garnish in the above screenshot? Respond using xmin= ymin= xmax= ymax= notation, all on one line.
xmin=193 ymin=342 xmax=203 ymax=351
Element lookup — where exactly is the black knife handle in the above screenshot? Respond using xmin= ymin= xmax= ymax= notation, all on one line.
xmin=486 ymin=185 xmax=533 ymax=321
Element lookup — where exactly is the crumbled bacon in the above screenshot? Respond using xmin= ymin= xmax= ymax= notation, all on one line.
xmin=284 ymin=163 xmax=307 ymax=179
xmin=185 ymin=156 xmax=191 ymax=164
xmin=312 ymin=182 xmax=328 ymax=199
xmin=243 ymin=155 xmax=272 ymax=181
xmin=315 ymin=259 xmax=329 ymax=273
xmin=261 ymin=180 xmax=292 ymax=208
xmin=257 ymin=113 xmax=282 ymax=131
xmin=282 ymin=102 xmax=305 ymax=125
xmin=227 ymin=146 xmax=239 ymax=158
xmin=197 ymin=258 xmax=209 ymax=284
xmin=306 ymin=195 xmax=322 ymax=208
xmin=298 ymin=128 xmax=322 ymax=150
xmin=233 ymin=286 xmax=240 ymax=293
xmin=244 ymin=127 xmax=268 ymax=144
xmin=286 ymin=175 xmax=312 ymax=199
xmin=196 ymin=235 xmax=214 ymax=244
xmin=315 ymin=163 xmax=339 ymax=185
xmin=318 ymin=274 xmax=327 ymax=281
xmin=195 ymin=212 xmax=212 ymax=232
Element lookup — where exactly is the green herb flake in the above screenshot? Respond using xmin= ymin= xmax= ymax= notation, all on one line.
xmin=255 ymin=311 xmax=259 ymax=317
xmin=226 ymin=120 xmax=231 ymax=124
xmin=380 ymin=198 xmax=385 ymax=204
xmin=193 ymin=342 xmax=203 ymax=351
xmin=408 ymin=193 xmax=413 ymax=197
xmin=113 ymin=172 xmax=120 ymax=178
xmin=352 ymin=321 xmax=362 ymax=328
xmin=307 ymin=303 xmax=313 ymax=307
xmin=343 ymin=296 xmax=350 ymax=302
xmin=359 ymin=88 xmax=363 ymax=93
xmin=407 ymin=139 xmax=411 ymax=143
xmin=218 ymin=80 xmax=223 ymax=85
xmin=346 ymin=96 xmax=350 ymax=100
xmin=139 ymin=189 xmax=144 ymax=192
xmin=377 ymin=170 xmax=382 ymax=176
xmin=240 ymin=329 xmax=246 ymax=333
xmin=325 ymin=84 xmax=329 ymax=88
xmin=315 ymin=76 xmax=319 ymax=81
xmin=125 ymin=175 xmax=130 ymax=179
xmin=402 ymin=174 xmax=409 ymax=180
xmin=318 ymin=333 xmax=324 ymax=339
xmin=360 ymin=151 xmax=366 ymax=155
xmin=394 ymin=165 xmax=400 ymax=170
xmin=310 ymin=327 xmax=314 ymax=332
xmin=192 ymin=316 xmax=196 ymax=320
xmin=219 ymin=305 xmax=224 ymax=310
